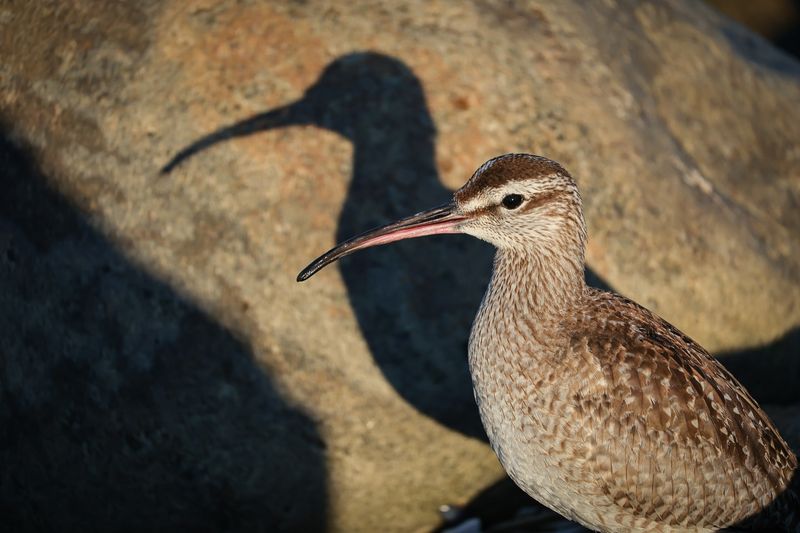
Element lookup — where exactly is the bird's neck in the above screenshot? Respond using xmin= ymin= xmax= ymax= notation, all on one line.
xmin=490 ymin=240 xmax=586 ymax=325
xmin=468 ymin=234 xmax=587 ymax=421
xmin=470 ymin=234 xmax=587 ymax=371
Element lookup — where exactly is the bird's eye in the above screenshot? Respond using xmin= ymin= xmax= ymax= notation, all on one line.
xmin=501 ymin=194 xmax=524 ymax=210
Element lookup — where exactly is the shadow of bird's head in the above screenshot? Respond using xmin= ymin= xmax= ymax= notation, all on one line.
xmin=162 ymin=52 xmax=434 ymax=173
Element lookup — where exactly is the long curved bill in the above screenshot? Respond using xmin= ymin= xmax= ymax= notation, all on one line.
xmin=297 ymin=203 xmax=465 ymax=282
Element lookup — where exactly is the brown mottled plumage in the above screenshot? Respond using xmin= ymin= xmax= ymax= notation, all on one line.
xmin=298 ymin=154 xmax=798 ymax=532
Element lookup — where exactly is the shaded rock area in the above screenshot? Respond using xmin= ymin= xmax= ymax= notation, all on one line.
xmin=707 ymin=0 xmax=800 ymax=58
xmin=1 ymin=1 xmax=798 ymax=532
xmin=0 ymin=131 xmax=326 ymax=531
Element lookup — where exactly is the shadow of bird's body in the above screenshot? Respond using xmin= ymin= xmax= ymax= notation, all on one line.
xmin=164 ymin=53 xmax=492 ymax=438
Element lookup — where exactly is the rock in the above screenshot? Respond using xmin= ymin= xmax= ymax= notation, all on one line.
xmin=1 ymin=1 xmax=798 ymax=531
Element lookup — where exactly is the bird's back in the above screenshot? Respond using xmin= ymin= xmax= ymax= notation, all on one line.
xmin=562 ymin=289 xmax=798 ymax=531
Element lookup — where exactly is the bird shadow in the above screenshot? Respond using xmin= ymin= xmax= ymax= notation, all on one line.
xmin=163 ymin=51 xmax=614 ymax=443
xmin=0 ymin=123 xmax=326 ymax=531
xmin=163 ymin=51 xmax=799 ymax=531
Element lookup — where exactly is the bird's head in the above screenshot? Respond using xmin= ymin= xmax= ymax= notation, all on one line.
xmin=297 ymin=153 xmax=586 ymax=281
xmin=453 ymin=153 xmax=584 ymax=250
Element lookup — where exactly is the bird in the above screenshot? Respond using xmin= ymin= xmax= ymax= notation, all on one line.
xmin=297 ymin=153 xmax=798 ymax=532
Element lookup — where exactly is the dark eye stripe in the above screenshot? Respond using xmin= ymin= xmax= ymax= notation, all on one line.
xmin=502 ymin=194 xmax=523 ymax=209
xmin=518 ymin=190 xmax=565 ymax=213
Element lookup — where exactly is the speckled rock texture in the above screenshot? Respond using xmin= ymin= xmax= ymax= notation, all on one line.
xmin=0 ymin=1 xmax=798 ymax=531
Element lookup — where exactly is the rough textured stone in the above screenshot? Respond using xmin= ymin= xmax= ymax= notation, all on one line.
xmin=1 ymin=1 xmax=798 ymax=532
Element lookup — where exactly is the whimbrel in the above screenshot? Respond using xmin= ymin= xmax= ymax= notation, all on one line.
xmin=298 ymin=154 xmax=798 ymax=532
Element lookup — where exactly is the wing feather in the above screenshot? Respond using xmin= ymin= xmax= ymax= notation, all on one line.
xmin=567 ymin=290 xmax=796 ymax=528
